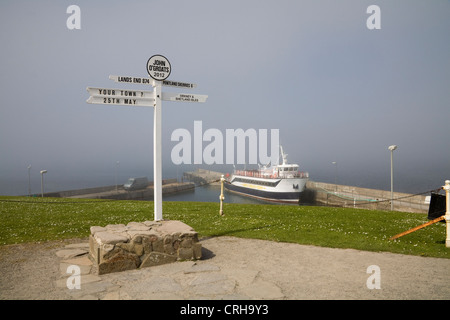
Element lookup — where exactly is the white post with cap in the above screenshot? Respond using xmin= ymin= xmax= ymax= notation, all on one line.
xmin=153 ymin=80 xmax=163 ymax=221
xmin=443 ymin=180 xmax=450 ymax=248
xmin=219 ymin=175 xmax=225 ymax=216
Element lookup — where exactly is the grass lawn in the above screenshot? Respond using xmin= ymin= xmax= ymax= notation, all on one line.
xmin=0 ymin=196 xmax=448 ymax=259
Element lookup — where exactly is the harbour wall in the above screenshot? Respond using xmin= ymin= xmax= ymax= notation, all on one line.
xmin=183 ymin=169 xmax=223 ymax=186
xmin=35 ymin=179 xmax=195 ymax=200
xmin=305 ymin=181 xmax=429 ymax=213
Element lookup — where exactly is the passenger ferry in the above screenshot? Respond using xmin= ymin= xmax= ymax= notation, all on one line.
xmin=224 ymin=147 xmax=309 ymax=204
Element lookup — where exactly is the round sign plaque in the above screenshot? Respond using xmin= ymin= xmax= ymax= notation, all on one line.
xmin=147 ymin=55 xmax=171 ymax=81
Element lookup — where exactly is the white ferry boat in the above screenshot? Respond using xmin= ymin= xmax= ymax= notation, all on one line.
xmin=224 ymin=147 xmax=309 ymax=204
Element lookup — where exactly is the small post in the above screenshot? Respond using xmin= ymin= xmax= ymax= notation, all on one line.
xmin=40 ymin=170 xmax=47 ymax=197
xmin=444 ymin=180 xmax=450 ymax=248
xmin=219 ymin=175 xmax=225 ymax=216
xmin=388 ymin=145 xmax=398 ymax=211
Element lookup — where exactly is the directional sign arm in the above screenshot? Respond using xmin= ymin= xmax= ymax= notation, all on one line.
xmin=162 ymin=92 xmax=208 ymax=103
xmin=162 ymin=80 xmax=197 ymax=89
xmin=109 ymin=75 xmax=152 ymax=85
xmin=109 ymin=75 xmax=197 ymax=89
xmin=86 ymin=96 xmax=154 ymax=107
xmin=87 ymin=87 xmax=154 ymax=99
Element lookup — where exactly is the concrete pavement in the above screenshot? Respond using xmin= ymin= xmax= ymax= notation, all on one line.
xmin=52 ymin=236 xmax=450 ymax=300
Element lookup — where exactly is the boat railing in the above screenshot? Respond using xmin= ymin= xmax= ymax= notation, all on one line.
xmin=234 ymin=170 xmax=309 ymax=179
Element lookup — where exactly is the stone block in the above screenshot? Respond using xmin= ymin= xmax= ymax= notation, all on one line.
xmin=180 ymin=238 xmax=192 ymax=248
xmin=152 ymin=238 xmax=164 ymax=253
xmin=193 ymin=243 xmax=202 ymax=260
xmin=154 ymin=220 xmax=195 ymax=235
xmin=143 ymin=221 xmax=162 ymax=228
xmin=105 ymin=223 xmax=126 ymax=230
xmin=89 ymin=235 xmax=99 ymax=263
xmin=164 ymin=244 xmax=175 ymax=255
xmin=180 ymin=231 xmax=199 ymax=240
xmin=140 ymin=252 xmax=177 ymax=268
xmin=142 ymin=237 xmax=152 ymax=254
xmin=98 ymin=249 xmax=140 ymax=275
xmin=89 ymin=220 xmax=202 ymax=275
xmin=132 ymin=243 xmax=144 ymax=256
xmin=90 ymin=226 xmax=107 ymax=235
xmin=94 ymin=231 xmax=128 ymax=245
xmin=178 ymin=247 xmax=194 ymax=260
xmin=127 ymin=230 xmax=158 ymax=240
xmin=126 ymin=222 xmax=151 ymax=231
xmin=163 ymin=235 xmax=173 ymax=245
xmin=115 ymin=242 xmax=132 ymax=252
xmin=131 ymin=235 xmax=142 ymax=244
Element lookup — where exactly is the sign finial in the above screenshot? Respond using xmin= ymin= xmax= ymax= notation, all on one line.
xmin=147 ymin=55 xmax=171 ymax=81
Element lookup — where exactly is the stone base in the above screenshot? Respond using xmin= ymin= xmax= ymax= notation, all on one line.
xmin=89 ymin=220 xmax=202 ymax=275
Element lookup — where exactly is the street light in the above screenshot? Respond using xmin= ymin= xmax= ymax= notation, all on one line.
xmin=388 ymin=145 xmax=397 ymax=211
xmin=40 ymin=170 xmax=47 ymax=198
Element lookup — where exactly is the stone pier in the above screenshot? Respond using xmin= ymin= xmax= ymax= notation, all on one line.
xmin=89 ymin=220 xmax=202 ymax=275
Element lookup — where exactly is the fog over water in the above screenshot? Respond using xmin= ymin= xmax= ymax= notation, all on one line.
xmin=1 ymin=1 xmax=449 ymax=197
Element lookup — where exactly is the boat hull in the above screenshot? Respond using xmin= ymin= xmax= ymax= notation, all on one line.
xmin=224 ymin=178 xmax=307 ymax=204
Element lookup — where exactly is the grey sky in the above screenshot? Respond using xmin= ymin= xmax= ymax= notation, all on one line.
xmin=1 ymin=0 xmax=449 ymax=195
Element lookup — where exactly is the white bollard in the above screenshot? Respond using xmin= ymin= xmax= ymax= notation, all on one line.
xmin=219 ymin=175 xmax=225 ymax=216
xmin=444 ymin=180 xmax=450 ymax=248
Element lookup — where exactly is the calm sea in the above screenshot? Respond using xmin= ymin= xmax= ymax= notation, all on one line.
xmin=162 ymin=184 xmax=272 ymax=205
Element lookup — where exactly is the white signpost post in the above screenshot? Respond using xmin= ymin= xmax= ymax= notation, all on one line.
xmin=87 ymin=55 xmax=207 ymax=221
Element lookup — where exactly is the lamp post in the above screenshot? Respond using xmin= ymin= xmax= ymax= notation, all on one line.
xmin=388 ymin=145 xmax=397 ymax=211
xmin=27 ymin=165 xmax=32 ymax=196
xmin=40 ymin=170 xmax=47 ymax=198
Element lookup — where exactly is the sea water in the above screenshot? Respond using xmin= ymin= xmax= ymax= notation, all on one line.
xmin=162 ymin=184 xmax=269 ymax=205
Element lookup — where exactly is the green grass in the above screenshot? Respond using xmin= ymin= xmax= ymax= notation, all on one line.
xmin=0 ymin=196 xmax=448 ymax=259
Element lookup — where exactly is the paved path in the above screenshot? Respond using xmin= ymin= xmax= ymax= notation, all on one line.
xmin=0 ymin=236 xmax=449 ymax=300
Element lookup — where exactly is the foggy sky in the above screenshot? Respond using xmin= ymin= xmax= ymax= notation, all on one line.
xmin=1 ymin=0 xmax=449 ymax=195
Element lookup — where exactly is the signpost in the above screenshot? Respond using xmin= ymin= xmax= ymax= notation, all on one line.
xmin=162 ymin=80 xmax=197 ymax=89
xmin=109 ymin=75 xmax=197 ymax=89
xmin=87 ymin=55 xmax=207 ymax=221
xmin=147 ymin=55 xmax=171 ymax=81
xmin=86 ymin=96 xmax=154 ymax=107
xmin=86 ymin=87 xmax=155 ymax=107
xmin=87 ymin=87 xmax=155 ymax=99
xmin=162 ymin=92 xmax=208 ymax=103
